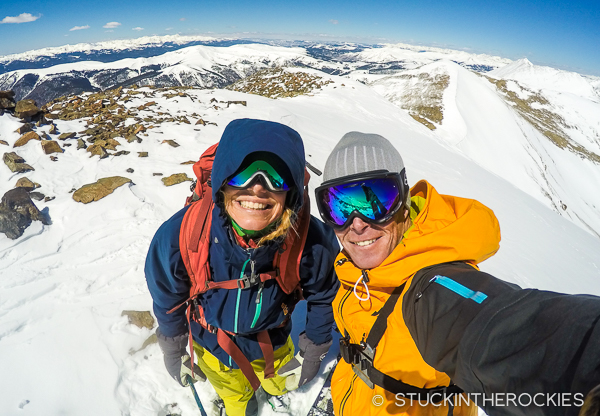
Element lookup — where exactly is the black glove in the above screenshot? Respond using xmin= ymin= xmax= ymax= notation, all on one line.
xmin=156 ymin=328 xmax=206 ymax=387
xmin=278 ymin=332 xmax=332 ymax=390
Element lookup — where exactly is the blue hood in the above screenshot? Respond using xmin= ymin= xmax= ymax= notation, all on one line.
xmin=211 ymin=119 xmax=306 ymax=210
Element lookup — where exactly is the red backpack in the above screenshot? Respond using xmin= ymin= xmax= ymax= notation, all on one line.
xmin=171 ymin=143 xmax=311 ymax=390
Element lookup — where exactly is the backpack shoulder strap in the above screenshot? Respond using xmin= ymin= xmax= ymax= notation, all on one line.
xmin=275 ymin=186 xmax=310 ymax=294
xmin=179 ymin=189 xmax=214 ymax=295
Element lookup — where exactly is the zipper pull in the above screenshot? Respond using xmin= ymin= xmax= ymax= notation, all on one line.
xmin=255 ymin=282 xmax=264 ymax=304
xmin=336 ymin=258 xmax=348 ymax=267
xmin=250 ymin=260 xmax=256 ymax=278
xmin=362 ymin=270 xmax=370 ymax=283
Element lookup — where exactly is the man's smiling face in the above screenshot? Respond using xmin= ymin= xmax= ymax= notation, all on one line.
xmin=334 ymin=211 xmax=409 ymax=269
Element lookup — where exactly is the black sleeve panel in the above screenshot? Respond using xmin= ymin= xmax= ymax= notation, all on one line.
xmin=403 ymin=262 xmax=600 ymax=416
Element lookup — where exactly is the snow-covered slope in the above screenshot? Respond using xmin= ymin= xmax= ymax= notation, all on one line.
xmin=489 ymin=58 xmax=599 ymax=99
xmin=370 ymin=58 xmax=600 ymax=237
xmin=1 ymin=68 xmax=600 ymax=416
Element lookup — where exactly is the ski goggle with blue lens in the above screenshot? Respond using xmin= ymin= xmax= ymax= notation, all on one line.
xmin=315 ymin=170 xmax=409 ymax=229
xmin=226 ymin=160 xmax=291 ymax=192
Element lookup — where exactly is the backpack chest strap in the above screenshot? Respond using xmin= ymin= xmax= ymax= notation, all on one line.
xmin=205 ymin=270 xmax=278 ymax=290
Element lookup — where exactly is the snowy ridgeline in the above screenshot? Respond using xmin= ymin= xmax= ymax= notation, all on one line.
xmin=0 ymin=44 xmax=600 ymax=416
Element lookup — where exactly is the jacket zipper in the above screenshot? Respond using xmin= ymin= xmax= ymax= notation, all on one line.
xmin=250 ymin=261 xmax=263 ymax=329
xmin=339 ymin=374 xmax=358 ymax=416
xmin=335 ymin=257 xmax=355 ymax=341
xmin=235 ymin=256 xmax=251 ymax=334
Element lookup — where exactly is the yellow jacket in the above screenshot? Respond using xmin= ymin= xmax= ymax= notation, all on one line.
xmin=331 ymin=180 xmax=501 ymax=416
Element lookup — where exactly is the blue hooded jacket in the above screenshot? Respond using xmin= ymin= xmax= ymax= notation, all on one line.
xmin=145 ymin=119 xmax=340 ymax=368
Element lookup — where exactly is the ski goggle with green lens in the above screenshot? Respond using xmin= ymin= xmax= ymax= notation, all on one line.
xmin=315 ymin=170 xmax=409 ymax=229
xmin=226 ymin=160 xmax=291 ymax=192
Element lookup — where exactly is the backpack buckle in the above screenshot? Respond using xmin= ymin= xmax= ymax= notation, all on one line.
xmin=237 ymin=273 xmax=260 ymax=289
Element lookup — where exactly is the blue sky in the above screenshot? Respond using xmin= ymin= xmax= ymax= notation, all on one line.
xmin=1 ymin=0 xmax=599 ymax=76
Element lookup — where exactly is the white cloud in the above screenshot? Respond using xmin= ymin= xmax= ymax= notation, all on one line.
xmin=329 ymin=19 xmax=339 ymax=25
xmin=165 ymin=27 xmax=173 ymax=31
xmin=70 ymin=25 xmax=90 ymax=31
xmin=180 ymin=18 xmax=186 ymax=21
xmin=132 ymin=27 xmax=144 ymax=31
xmin=103 ymin=21 xmax=121 ymax=29
xmin=1 ymin=13 xmax=42 ymax=24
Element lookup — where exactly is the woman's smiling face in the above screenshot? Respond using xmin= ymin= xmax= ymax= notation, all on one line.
xmin=223 ymin=182 xmax=288 ymax=231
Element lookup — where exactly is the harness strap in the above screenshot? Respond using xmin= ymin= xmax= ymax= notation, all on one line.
xmin=217 ymin=329 xmax=261 ymax=391
xmin=365 ymin=283 xmax=406 ymax=348
xmin=344 ymin=281 xmax=464 ymax=400
xmin=366 ymin=366 xmax=464 ymax=402
xmin=257 ymin=331 xmax=275 ymax=379
xmin=205 ymin=271 xmax=277 ymax=291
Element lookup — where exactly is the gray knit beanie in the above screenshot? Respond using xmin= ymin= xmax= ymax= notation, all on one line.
xmin=323 ymin=132 xmax=406 ymax=182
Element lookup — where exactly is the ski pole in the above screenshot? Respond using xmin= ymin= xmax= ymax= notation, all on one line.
xmin=185 ymin=375 xmax=208 ymax=416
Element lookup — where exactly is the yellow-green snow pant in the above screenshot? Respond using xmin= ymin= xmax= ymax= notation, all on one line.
xmin=193 ymin=335 xmax=295 ymax=416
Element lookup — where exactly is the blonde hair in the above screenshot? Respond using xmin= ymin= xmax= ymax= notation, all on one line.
xmin=221 ymin=191 xmax=298 ymax=247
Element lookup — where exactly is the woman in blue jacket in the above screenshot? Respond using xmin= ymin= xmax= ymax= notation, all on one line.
xmin=145 ymin=119 xmax=340 ymax=416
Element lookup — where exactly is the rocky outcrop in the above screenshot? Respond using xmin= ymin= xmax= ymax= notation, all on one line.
xmin=41 ymin=140 xmax=64 ymax=155
xmin=72 ymin=176 xmax=132 ymax=204
xmin=3 ymin=152 xmax=34 ymax=173
xmin=14 ymin=131 xmax=41 ymax=147
xmin=0 ymin=90 xmax=16 ymax=112
xmin=162 ymin=173 xmax=192 ymax=186
xmin=121 ymin=310 xmax=155 ymax=330
xmin=0 ymin=187 xmax=49 ymax=239
xmin=14 ymin=99 xmax=41 ymax=119
xmin=15 ymin=177 xmax=40 ymax=190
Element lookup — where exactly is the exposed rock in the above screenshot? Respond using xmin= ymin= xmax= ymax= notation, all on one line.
xmin=3 ymin=152 xmax=34 ymax=173
xmin=41 ymin=140 xmax=64 ymax=155
xmin=162 ymin=173 xmax=192 ymax=186
xmin=50 ymin=156 xmax=58 ymax=162
xmin=72 ymin=176 xmax=132 ymax=204
xmin=0 ymin=90 xmax=15 ymax=99
xmin=77 ymin=139 xmax=87 ymax=150
xmin=0 ymin=187 xmax=49 ymax=239
xmin=14 ymin=99 xmax=41 ymax=119
xmin=30 ymin=192 xmax=45 ymax=201
xmin=44 ymin=196 xmax=55 ymax=202
xmin=126 ymin=168 xmax=134 ymax=173
xmin=162 ymin=140 xmax=180 ymax=147
xmin=153 ymin=173 xmax=163 ymax=176
xmin=126 ymin=134 xmax=139 ymax=143
xmin=58 ymin=132 xmax=76 ymax=140
xmin=113 ymin=150 xmax=130 ymax=157
xmin=121 ymin=310 xmax=155 ymax=330
xmin=105 ymin=138 xmax=121 ymax=150
xmin=181 ymin=160 xmax=195 ymax=165
xmin=0 ymin=140 xmax=8 ymax=146
xmin=15 ymin=177 xmax=40 ymax=190
xmin=226 ymin=100 xmax=247 ymax=107
xmin=195 ymin=118 xmax=206 ymax=126
xmin=15 ymin=124 xmax=33 ymax=134
xmin=138 ymin=152 xmax=148 ymax=157
xmin=14 ymin=131 xmax=41 ymax=147
xmin=129 ymin=334 xmax=158 ymax=355
xmin=0 ymin=91 xmax=16 ymax=110
xmin=87 ymin=143 xmax=108 ymax=159
xmin=49 ymin=124 xmax=58 ymax=134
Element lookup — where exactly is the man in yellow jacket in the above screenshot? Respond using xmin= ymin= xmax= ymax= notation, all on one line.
xmin=314 ymin=132 xmax=600 ymax=416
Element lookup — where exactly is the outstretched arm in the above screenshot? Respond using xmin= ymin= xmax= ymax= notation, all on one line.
xmin=403 ymin=262 xmax=600 ymax=416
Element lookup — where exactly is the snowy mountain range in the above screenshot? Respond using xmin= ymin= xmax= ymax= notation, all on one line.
xmin=1 ymin=36 xmax=600 ymax=416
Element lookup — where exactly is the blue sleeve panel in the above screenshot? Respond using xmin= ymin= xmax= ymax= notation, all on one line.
xmin=300 ymin=216 xmax=341 ymax=345
xmin=144 ymin=205 xmax=191 ymax=338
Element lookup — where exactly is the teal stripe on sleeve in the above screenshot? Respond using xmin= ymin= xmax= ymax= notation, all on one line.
xmin=432 ymin=275 xmax=488 ymax=304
